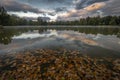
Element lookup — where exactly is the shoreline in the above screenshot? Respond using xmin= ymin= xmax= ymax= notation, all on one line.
xmin=3 ymin=25 xmax=120 ymax=29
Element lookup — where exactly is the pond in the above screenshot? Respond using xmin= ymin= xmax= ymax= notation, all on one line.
xmin=0 ymin=26 xmax=120 ymax=58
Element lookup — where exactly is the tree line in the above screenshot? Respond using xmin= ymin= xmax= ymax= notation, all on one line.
xmin=53 ymin=16 xmax=120 ymax=25
xmin=0 ymin=6 xmax=120 ymax=26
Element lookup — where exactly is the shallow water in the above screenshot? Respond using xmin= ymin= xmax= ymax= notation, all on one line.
xmin=0 ymin=26 xmax=120 ymax=58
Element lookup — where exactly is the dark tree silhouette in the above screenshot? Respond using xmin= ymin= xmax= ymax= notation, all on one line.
xmin=0 ymin=6 xmax=120 ymax=26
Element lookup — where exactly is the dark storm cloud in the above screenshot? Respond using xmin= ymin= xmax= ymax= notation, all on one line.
xmin=29 ymin=0 xmax=71 ymax=4
xmin=1 ymin=0 xmax=43 ymax=13
xmin=24 ymin=0 xmax=74 ymax=9
xmin=1 ymin=0 xmax=120 ymax=21
xmin=40 ymin=0 xmax=65 ymax=3
xmin=76 ymin=0 xmax=109 ymax=9
xmin=48 ymin=12 xmax=56 ymax=16
xmin=102 ymin=0 xmax=120 ymax=16
xmin=55 ymin=7 xmax=67 ymax=12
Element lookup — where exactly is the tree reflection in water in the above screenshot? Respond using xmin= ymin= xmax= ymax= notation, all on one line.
xmin=0 ymin=26 xmax=120 ymax=45
xmin=0 ymin=28 xmax=26 ymax=45
xmin=0 ymin=28 xmax=13 ymax=45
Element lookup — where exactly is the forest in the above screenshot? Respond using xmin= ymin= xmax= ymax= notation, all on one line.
xmin=0 ymin=6 xmax=120 ymax=26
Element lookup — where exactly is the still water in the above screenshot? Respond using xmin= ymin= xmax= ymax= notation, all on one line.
xmin=0 ymin=26 xmax=120 ymax=58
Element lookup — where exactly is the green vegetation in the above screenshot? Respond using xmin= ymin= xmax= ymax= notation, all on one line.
xmin=0 ymin=6 xmax=10 ymax=26
xmin=0 ymin=28 xmax=28 ymax=44
xmin=54 ymin=16 xmax=120 ymax=25
xmin=0 ymin=6 xmax=120 ymax=26
xmin=0 ymin=6 xmax=28 ymax=26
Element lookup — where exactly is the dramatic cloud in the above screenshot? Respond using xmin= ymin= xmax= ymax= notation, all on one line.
xmin=0 ymin=0 xmax=120 ymax=21
xmin=84 ymin=2 xmax=105 ymax=11
xmin=101 ymin=0 xmax=120 ymax=16
xmin=1 ymin=0 xmax=43 ymax=13
xmin=23 ymin=0 xmax=74 ymax=10
xmin=38 ymin=0 xmax=66 ymax=3
xmin=75 ymin=0 xmax=108 ymax=9
xmin=48 ymin=12 xmax=56 ymax=16
xmin=55 ymin=7 xmax=68 ymax=13
xmin=8 ymin=12 xmax=43 ymax=18
xmin=57 ymin=2 xmax=106 ymax=21
xmin=27 ymin=0 xmax=73 ymax=4
xmin=57 ymin=0 xmax=120 ymax=21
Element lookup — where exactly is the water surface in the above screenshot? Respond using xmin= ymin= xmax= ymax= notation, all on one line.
xmin=0 ymin=26 xmax=120 ymax=58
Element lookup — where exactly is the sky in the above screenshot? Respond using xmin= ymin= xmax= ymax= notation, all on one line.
xmin=0 ymin=0 xmax=120 ymax=21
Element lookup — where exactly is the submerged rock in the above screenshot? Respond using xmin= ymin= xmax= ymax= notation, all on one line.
xmin=0 ymin=49 xmax=119 ymax=80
